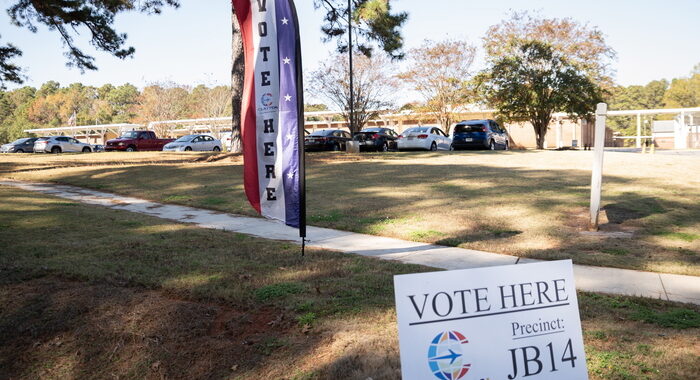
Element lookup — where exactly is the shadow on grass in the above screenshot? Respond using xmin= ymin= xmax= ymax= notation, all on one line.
xmin=4 ymin=151 xmax=700 ymax=274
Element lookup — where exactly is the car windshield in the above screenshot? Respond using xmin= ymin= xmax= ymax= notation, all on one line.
xmin=11 ymin=138 xmax=30 ymax=145
xmin=175 ymin=135 xmax=196 ymax=142
xmin=403 ymin=127 xmax=429 ymax=134
xmin=454 ymin=124 xmax=486 ymax=133
xmin=309 ymin=130 xmax=333 ymax=137
xmin=361 ymin=128 xmax=382 ymax=133
xmin=120 ymin=131 xmax=139 ymax=139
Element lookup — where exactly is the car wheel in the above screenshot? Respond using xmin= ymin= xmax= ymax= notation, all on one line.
xmin=51 ymin=146 xmax=61 ymax=154
xmin=504 ymin=141 xmax=509 ymax=151
xmin=126 ymin=146 xmax=136 ymax=152
xmin=213 ymin=146 xmax=221 ymax=152
xmin=430 ymin=142 xmax=437 ymax=151
xmin=185 ymin=146 xmax=192 ymax=151
xmin=331 ymin=143 xmax=340 ymax=151
xmin=16 ymin=149 xmax=24 ymax=153
xmin=489 ymin=140 xmax=496 ymax=150
xmin=381 ymin=142 xmax=389 ymax=152
xmin=82 ymin=147 xmax=91 ymax=153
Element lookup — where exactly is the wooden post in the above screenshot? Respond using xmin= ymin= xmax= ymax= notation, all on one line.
xmin=589 ymin=103 xmax=607 ymax=231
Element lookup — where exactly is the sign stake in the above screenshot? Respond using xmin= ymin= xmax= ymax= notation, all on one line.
xmin=589 ymin=102 xmax=607 ymax=231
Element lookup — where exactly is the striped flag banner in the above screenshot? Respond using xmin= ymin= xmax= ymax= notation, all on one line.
xmin=233 ymin=0 xmax=305 ymax=235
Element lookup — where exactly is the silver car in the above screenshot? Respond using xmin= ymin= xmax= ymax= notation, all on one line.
xmin=33 ymin=136 xmax=96 ymax=153
xmin=162 ymin=134 xmax=222 ymax=152
xmin=1 ymin=137 xmax=39 ymax=153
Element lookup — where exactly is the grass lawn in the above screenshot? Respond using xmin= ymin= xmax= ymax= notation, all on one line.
xmin=2 ymin=150 xmax=699 ymax=276
xmin=0 ymin=185 xmax=699 ymax=379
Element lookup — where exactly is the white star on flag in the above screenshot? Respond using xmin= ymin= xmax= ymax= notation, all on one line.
xmin=286 ymin=133 xmax=295 ymax=140
xmin=287 ymin=172 xmax=295 ymax=179
xmin=281 ymin=17 xmax=289 ymax=25
xmin=284 ymin=94 xmax=292 ymax=102
xmin=283 ymin=57 xmax=291 ymax=65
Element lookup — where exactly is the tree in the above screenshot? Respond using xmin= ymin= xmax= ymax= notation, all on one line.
xmin=606 ymin=80 xmax=668 ymax=136
xmin=306 ymin=53 xmax=397 ymax=133
xmin=399 ymin=40 xmax=477 ymax=132
xmin=136 ymin=82 xmax=190 ymax=136
xmin=1 ymin=0 xmax=179 ymax=88
xmin=480 ymin=40 xmax=603 ymax=149
xmin=663 ymin=73 xmax=700 ymax=108
xmin=312 ymin=0 xmax=408 ymax=59
xmin=228 ymin=1 xmax=408 ymax=152
xmin=484 ymin=11 xmax=616 ymax=88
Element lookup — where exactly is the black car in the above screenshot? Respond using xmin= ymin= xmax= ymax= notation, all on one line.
xmin=353 ymin=127 xmax=399 ymax=152
xmin=0 ymin=137 xmax=39 ymax=153
xmin=451 ymin=119 xmax=509 ymax=150
xmin=304 ymin=129 xmax=352 ymax=151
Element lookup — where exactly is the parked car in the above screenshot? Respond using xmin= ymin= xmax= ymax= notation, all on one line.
xmin=451 ymin=119 xmax=510 ymax=150
xmin=353 ymin=127 xmax=399 ymax=152
xmin=304 ymin=129 xmax=352 ymax=151
xmin=105 ymin=130 xmax=174 ymax=152
xmin=33 ymin=136 xmax=96 ymax=153
xmin=397 ymin=126 xmax=452 ymax=151
xmin=1 ymin=137 xmax=38 ymax=153
xmin=163 ymin=134 xmax=222 ymax=152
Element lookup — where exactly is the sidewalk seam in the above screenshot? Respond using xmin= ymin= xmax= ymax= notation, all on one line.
xmin=658 ymin=274 xmax=670 ymax=301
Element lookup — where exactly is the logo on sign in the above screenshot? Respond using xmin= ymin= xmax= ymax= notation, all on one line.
xmin=261 ymin=93 xmax=274 ymax=107
xmin=428 ymin=331 xmax=471 ymax=380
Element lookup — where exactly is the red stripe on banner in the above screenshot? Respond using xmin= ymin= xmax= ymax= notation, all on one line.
xmin=233 ymin=0 xmax=260 ymax=214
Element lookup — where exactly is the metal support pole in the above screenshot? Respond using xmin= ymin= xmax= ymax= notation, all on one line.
xmin=590 ymin=103 xmax=607 ymax=231
xmin=348 ymin=0 xmax=355 ymax=133
xmin=636 ymin=113 xmax=641 ymax=148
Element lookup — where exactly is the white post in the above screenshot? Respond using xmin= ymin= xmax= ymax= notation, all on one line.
xmin=556 ymin=120 xmax=562 ymax=148
xmin=590 ymin=103 xmax=607 ymax=230
xmin=636 ymin=113 xmax=641 ymax=148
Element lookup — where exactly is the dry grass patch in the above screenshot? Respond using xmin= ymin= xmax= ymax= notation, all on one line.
xmin=1 ymin=186 xmax=699 ymax=379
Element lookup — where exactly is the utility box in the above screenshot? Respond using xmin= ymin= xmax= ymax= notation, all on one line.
xmin=346 ymin=141 xmax=360 ymax=153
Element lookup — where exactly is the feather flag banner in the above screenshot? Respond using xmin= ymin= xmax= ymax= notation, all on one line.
xmin=233 ymin=0 xmax=305 ymax=235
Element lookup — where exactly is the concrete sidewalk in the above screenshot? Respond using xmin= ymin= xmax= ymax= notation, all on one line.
xmin=2 ymin=179 xmax=699 ymax=305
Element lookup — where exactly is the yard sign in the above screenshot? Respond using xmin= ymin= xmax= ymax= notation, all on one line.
xmin=233 ymin=0 xmax=306 ymax=236
xmin=394 ymin=260 xmax=588 ymax=380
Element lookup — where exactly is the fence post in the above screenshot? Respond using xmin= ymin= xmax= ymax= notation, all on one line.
xmin=589 ymin=103 xmax=607 ymax=231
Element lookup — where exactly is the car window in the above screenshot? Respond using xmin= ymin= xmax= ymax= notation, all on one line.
xmin=193 ymin=136 xmax=202 ymax=142
xmin=57 ymin=137 xmax=69 ymax=142
xmin=454 ymin=124 xmax=485 ymax=133
xmin=70 ymin=138 xmax=80 ymax=143
xmin=204 ymin=136 xmax=213 ymax=141
xmin=343 ymin=132 xmax=351 ymax=138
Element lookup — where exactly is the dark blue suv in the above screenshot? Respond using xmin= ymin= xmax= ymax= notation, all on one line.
xmin=451 ymin=119 xmax=509 ymax=150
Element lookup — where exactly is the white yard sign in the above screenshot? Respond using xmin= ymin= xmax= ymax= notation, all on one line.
xmin=394 ymin=260 xmax=588 ymax=380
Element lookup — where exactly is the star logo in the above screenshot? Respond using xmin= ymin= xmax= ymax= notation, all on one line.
xmin=284 ymin=94 xmax=292 ymax=102
xmin=283 ymin=57 xmax=291 ymax=65
xmin=286 ymin=133 xmax=295 ymax=141
xmin=281 ymin=17 xmax=289 ymax=25
xmin=287 ymin=172 xmax=295 ymax=179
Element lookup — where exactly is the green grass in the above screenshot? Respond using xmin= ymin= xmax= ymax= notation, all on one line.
xmin=0 ymin=185 xmax=699 ymax=379
xmin=4 ymin=151 xmax=699 ymax=275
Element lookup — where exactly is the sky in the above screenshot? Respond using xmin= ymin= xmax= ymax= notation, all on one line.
xmin=1 ymin=0 xmax=699 ymax=101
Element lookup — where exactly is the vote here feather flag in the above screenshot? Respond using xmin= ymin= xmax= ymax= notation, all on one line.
xmin=233 ymin=0 xmax=305 ymax=235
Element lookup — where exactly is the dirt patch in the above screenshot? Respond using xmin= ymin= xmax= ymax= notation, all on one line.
xmin=0 ymin=276 xmax=299 ymax=380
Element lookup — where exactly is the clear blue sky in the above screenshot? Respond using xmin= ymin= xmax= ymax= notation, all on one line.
xmin=2 ymin=0 xmax=698 ymax=97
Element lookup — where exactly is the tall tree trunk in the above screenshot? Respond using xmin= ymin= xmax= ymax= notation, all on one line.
xmin=230 ymin=6 xmax=244 ymax=153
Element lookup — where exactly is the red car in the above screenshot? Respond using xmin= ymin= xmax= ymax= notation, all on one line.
xmin=105 ymin=131 xmax=174 ymax=152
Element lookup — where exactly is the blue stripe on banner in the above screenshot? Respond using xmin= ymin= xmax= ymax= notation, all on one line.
xmin=276 ymin=0 xmax=300 ymax=228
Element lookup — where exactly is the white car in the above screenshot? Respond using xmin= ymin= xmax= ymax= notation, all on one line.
xmin=397 ymin=126 xmax=453 ymax=151
xmin=33 ymin=136 xmax=96 ymax=153
xmin=163 ymin=134 xmax=222 ymax=152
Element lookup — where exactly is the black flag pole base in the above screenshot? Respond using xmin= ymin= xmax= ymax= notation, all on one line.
xmin=301 ymin=237 xmax=307 ymax=257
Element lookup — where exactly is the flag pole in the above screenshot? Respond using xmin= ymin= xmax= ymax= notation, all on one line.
xmin=290 ymin=0 xmax=307 ymax=256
